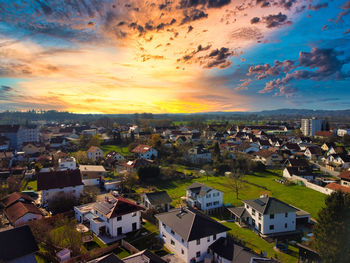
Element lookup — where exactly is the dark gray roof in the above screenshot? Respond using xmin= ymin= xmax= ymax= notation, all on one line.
xmin=144 ymin=191 xmax=172 ymax=206
xmin=88 ymin=253 xmax=123 ymax=263
xmin=123 ymin=249 xmax=167 ymax=263
xmin=243 ymin=197 xmax=298 ymax=215
xmin=155 ymin=207 xmax=230 ymax=242
xmin=227 ymin=207 xmax=246 ymax=218
xmin=186 ymin=182 xmax=220 ymax=197
xmin=209 ymin=237 xmax=264 ymax=263
xmin=0 ymin=225 xmax=38 ymax=261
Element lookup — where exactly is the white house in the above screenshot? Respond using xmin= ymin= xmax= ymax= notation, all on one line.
xmin=283 ymin=167 xmax=316 ymax=181
xmin=37 ymin=169 xmax=84 ymax=206
xmin=58 ymin=157 xmax=77 ymax=170
xmin=228 ymin=196 xmax=298 ymax=236
xmin=87 ymin=146 xmax=104 ymax=160
xmin=337 ymin=129 xmax=350 ymax=137
xmin=131 ymin=145 xmax=158 ymax=160
xmin=186 ymin=182 xmax=223 ymax=211
xmin=105 ymin=151 xmax=125 ymax=161
xmin=186 ymin=146 xmax=212 ymax=164
xmin=79 ymin=165 xmax=106 ymax=186
xmin=155 ymin=207 xmax=230 ymax=263
xmin=74 ymin=197 xmax=144 ymax=239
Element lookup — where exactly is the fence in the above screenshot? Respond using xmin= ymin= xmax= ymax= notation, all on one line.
xmin=290 ymin=175 xmax=334 ymax=195
xmin=121 ymin=239 xmax=140 ymax=254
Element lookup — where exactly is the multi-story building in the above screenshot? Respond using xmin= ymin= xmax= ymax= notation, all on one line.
xmin=186 ymin=182 xmax=223 ymax=211
xmin=155 ymin=207 xmax=229 ymax=263
xmin=301 ymin=118 xmax=325 ymax=136
xmin=58 ymin=157 xmax=77 ymax=170
xmin=131 ymin=145 xmax=158 ymax=160
xmin=0 ymin=124 xmax=39 ymax=150
xmin=87 ymin=146 xmax=104 ymax=161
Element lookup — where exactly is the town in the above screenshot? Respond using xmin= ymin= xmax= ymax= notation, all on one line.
xmin=1 ymin=113 xmax=349 ymax=263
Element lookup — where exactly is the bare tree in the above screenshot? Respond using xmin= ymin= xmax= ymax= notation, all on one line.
xmin=227 ymin=168 xmax=245 ymax=199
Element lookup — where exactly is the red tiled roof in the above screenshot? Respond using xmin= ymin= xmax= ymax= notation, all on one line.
xmin=255 ymin=149 xmax=275 ymax=158
xmin=131 ymin=145 xmax=152 ymax=154
xmin=5 ymin=202 xmax=43 ymax=224
xmin=339 ymin=170 xmax=350 ymax=181
xmin=315 ymin=131 xmax=333 ymax=137
xmin=87 ymin=146 xmax=102 ymax=153
xmin=95 ymin=197 xmax=145 ymax=219
xmin=37 ymin=169 xmax=84 ymax=190
xmin=1 ymin=192 xmax=34 ymax=208
xmin=326 ymin=182 xmax=350 ymax=193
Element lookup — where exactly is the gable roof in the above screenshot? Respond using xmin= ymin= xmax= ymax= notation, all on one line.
xmin=123 ymin=249 xmax=167 ymax=263
xmin=87 ymin=146 xmax=103 ymax=153
xmin=326 ymin=182 xmax=350 ymax=193
xmin=144 ymin=191 xmax=172 ymax=206
xmin=37 ymin=169 xmax=84 ymax=190
xmin=5 ymin=202 xmax=43 ymax=224
xmin=0 ymin=225 xmax=38 ymax=262
xmin=186 ymin=182 xmax=220 ymax=197
xmin=88 ymin=253 xmax=123 ymax=263
xmin=132 ymin=145 xmax=153 ymax=154
xmin=339 ymin=170 xmax=350 ymax=181
xmin=1 ymin=192 xmax=34 ymax=208
xmin=155 ymin=207 xmax=230 ymax=242
xmin=287 ymin=158 xmax=309 ymax=167
xmin=94 ymin=197 xmax=144 ymax=219
xmin=243 ymin=197 xmax=298 ymax=215
xmin=255 ymin=149 xmax=275 ymax=159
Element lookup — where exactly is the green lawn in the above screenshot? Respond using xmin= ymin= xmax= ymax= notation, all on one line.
xmin=148 ymin=169 xmax=326 ymax=219
xmin=27 ymin=180 xmax=37 ymax=191
xmin=223 ymin=221 xmax=298 ymax=263
xmin=100 ymin=145 xmax=131 ymax=155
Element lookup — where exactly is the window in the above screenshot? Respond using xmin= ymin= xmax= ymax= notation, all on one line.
xmin=196 ymin=239 xmax=200 ymax=245
xmin=246 ymin=205 xmax=250 ymax=209
xmin=206 ymin=194 xmax=211 ymax=198
xmin=181 ymin=249 xmax=184 ymax=255
xmin=213 ymin=201 xmax=219 ymax=205
xmin=171 ymin=230 xmax=175 ymax=235
xmin=162 ymin=223 xmax=166 ymax=228
xmin=196 ymin=252 xmax=201 ymax=258
xmin=269 ymin=225 xmax=274 ymax=230
xmin=258 ymin=213 xmax=262 ymax=220
xmin=206 ymin=202 xmax=212 ymax=207
xmin=207 ymin=236 xmax=210 ymax=242
xmin=181 ymin=238 xmax=184 ymax=243
xmin=285 ymin=223 xmax=288 ymax=228
xmin=171 ymin=239 xmax=175 ymax=246
xmin=285 ymin=212 xmax=288 ymax=217
xmin=117 ymin=216 xmax=122 ymax=221
xmin=132 ymin=212 xmax=137 ymax=217
xmin=252 ymin=209 xmax=256 ymax=216
xmin=213 ymin=234 xmax=217 ymax=240
xmin=270 ymin=214 xmax=274 ymax=219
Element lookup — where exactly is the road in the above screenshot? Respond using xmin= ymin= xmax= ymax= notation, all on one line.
xmin=310 ymin=160 xmax=340 ymax=177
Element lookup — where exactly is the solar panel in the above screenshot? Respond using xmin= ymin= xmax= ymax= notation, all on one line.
xmin=254 ymin=199 xmax=266 ymax=206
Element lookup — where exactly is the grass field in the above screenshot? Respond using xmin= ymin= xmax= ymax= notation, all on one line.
xmin=100 ymin=145 xmax=131 ymax=155
xmin=22 ymin=179 xmax=38 ymax=191
xmin=141 ymin=169 xmax=325 ymax=219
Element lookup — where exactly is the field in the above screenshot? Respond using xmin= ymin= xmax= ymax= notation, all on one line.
xmin=100 ymin=145 xmax=131 ymax=155
xmin=149 ymin=169 xmax=325 ymax=219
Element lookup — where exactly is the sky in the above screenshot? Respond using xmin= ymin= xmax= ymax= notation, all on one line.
xmin=0 ymin=0 xmax=349 ymax=114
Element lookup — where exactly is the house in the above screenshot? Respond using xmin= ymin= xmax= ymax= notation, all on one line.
xmin=37 ymin=169 xmax=84 ymax=205
xmin=0 ymin=124 xmax=40 ymax=150
xmin=338 ymin=170 xmax=350 ymax=187
xmin=117 ymin=159 xmax=153 ymax=174
xmin=187 ymin=146 xmax=212 ymax=164
xmin=87 ymin=146 xmax=104 ymax=160
xmin=123 ymin=250 xmax=167 ymax=263
xmin=50 ymin=136 xmax=68 ymax=148
xmin=314 ymin=131 xmax=334 ymax=139
xmin=304 ymin=147 xmax=322 ymax=160
xmin=281 ymin=143 xmax=301 ymax=154
xmin=0 ymin=225 xmax=39 ymax=263
xmin=22 ymin=142 xmax=45 ymax=155
xmin=321 ymin=142 xmax=335 ymax=152
xmin=286 ymin=159 xmax=309 ymax=169
xmin=186 ymin=182 xmax=223 ymax=211
xmin=74 ymin=197 xmax=144 ymax=239
xmin=105 ymin=151 xmax=125 ymax=161
xmin=208 ymin=237 xmax=277 ymax=263
xmin=1 ymin=192 xmax=43 ymax=227
xmin=155 ymin=207 xmax=230 ymax=263
xmin=58 ymin=156 xmax=77 ymax=170
xmin=337 ymin=128 xmax=350 ymax=137
xmin=283 ymin=167 xmax=316 ymax=181
xmin=228 ymin=196 xmax=298 ymax=236
xmin=326 ymin=154 xmax=350 ymax=169
xmin=143 ymin=191 xmax=172 ymax=212
xmin=253 ymin=149 xmax=281 ymax=166
xmin=131 ymin=145 xmax=158 ymax=160
xmin=325 ymin=182 xmax=350 ymax=194
xmin=87 ymin=253 xmax=123 ymax=263
xmin=79 ymin=165 xmax=106 ymax=186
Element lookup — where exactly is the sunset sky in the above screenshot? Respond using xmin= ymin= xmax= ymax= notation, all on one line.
xmin=0 ymin=0 xmax=349 ymax=113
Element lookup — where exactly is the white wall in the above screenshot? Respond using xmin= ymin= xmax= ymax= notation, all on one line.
xmin=261 ymin=212 xmax=296 ymax=235
xmin=187 ymin=189 xmax=223 ymax=211
xmin=83 ymin=178 xmax=100 ymax=186
xmin=14 ymin=213 xmax=43 ymax=227
xmin=158 ymin=220 xmax=226 ymax=262
xmin=41 ymin=185 xmax=83 ymax=205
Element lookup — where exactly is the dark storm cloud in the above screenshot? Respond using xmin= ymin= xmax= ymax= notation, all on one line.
xmin=178 ymin=0 xmax=231 ymax=9
xmin=250 ymin=17 xmax=260 ymax=24
xmin=180 ymin=9 xmax=208 ymax=24
xmin=262 ymin=12 xmax=289 ymax=28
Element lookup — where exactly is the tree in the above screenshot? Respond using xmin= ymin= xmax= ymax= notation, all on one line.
xmin=122 ymin=172 xmax=139 ymax=191
xmin=151 ymin=134 xmax=162 ymax=149
xmin=313 ymin=191 xmax=350 ymax=263
xmin=73 ymin=150 xmax=89 ymax=164
xmin=79 ymin=186 xmax=99 ymax=204
xmin=227 ymin=169 xmax=245 ymax=199
xmin=48 ymin=195 xmax=78 ymax=214
xmin=343 ymin=134 xmax=350 ymax=146
xmin=86 ymin=134 xmax=103 ymax=149
xmin=137 ymin=166 xmax=160 ymax=182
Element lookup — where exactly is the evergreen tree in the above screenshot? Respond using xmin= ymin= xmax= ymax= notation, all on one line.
xmin=313 ymin=191 xmax=350 ymax=263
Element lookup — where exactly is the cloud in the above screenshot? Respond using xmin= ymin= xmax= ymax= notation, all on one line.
xmin=262 ymin=12 xmax=290 ymax=28
xmin=308 ymin=3 xmax=328 ymax=11
xmin=180 ymin=9 xmax=208 ymax=24
xmin=203 ymin=47 xmax=234 ymax=68
xmin=250 ymin=48 xmax=350 ymax=95
xmin=250 ymin=17 xmax=260 ymax=24
xmin=179 ymin=0 xmax=231 ymax=9
xmin=0 ymin=85 xmax=12 ymax=92
xmin=234 ymin=79 xmax=251 ymax=91
xmin=256 ymin=0 xmax=270 ymax=8
xmin=335 ymin=1 xmax=350 ymax=23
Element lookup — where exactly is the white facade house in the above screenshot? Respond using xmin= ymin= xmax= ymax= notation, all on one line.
xmin=58 ymin=157 xmax=77 ymax=170
xmin=301 ymin=118 xmax=325 ymax=136
xmin=79 ymin=165 xmax=106 ymax=186
xmin=228 ymin=197 xmax=298 ymax=236
xmin=37 ymin=169 xmax=84 ymax=206
xmin=155 ymin=207 xmax=229 ymax=263
xmin=337 ymin=129 xmax=350 ymax=137
xmin=131 ymin=145 xmax=158 ymax=160
xmin=87 ymin=146 xmax=104 ymax=160
xmin=74 ymin=197 xmax=144 ymax=239
xmin=186 ymin=182 xmax=223 ymax=211
xmin=187 ymin=146 xmax=212 ymax=164
xmin=143 ymin=191 xmax=172 ymax=212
